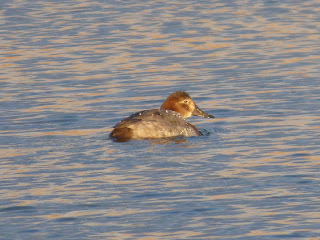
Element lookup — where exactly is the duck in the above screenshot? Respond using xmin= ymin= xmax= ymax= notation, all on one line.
xmin=110 ymin=91 xmax=214 ymax=141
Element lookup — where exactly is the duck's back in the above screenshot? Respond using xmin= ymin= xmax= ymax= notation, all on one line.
xmin=110 ymin=109 xmax=199 ymax=140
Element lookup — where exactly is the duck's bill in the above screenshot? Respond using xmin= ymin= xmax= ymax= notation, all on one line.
xmin=193 ymin=105 xmax=214 ymax=118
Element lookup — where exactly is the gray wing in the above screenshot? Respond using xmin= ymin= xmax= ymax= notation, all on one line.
xmin=114 ymin=109 xmax=185 ymax=127
xmin=113 ymin=109 xmax=197 ymax=138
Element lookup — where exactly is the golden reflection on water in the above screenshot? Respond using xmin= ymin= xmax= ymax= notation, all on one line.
xmin=1 ymin=0 xmax=320 ymax=239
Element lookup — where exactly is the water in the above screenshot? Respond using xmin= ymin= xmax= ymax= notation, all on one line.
xmin=1 ymin=0 xmax=320 ymax=239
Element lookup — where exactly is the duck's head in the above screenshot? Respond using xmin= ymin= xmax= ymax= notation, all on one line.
xmin=160 ymin=91 xmax=214 ymax=119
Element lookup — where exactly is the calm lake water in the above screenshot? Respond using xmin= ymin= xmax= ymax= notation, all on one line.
xmin=1 ymin=0 xmax=320 ymax=239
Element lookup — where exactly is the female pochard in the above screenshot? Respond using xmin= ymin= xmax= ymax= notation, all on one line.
xmin=110 ymin=91 xmax=214 ymax=141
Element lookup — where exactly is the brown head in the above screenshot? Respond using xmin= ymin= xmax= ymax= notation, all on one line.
xmin=160 ymin=91 xmax=214 ymax=119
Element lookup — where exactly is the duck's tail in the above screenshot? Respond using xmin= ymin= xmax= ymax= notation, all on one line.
xmin=109 ymin=127 xmax=133 ymax=142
